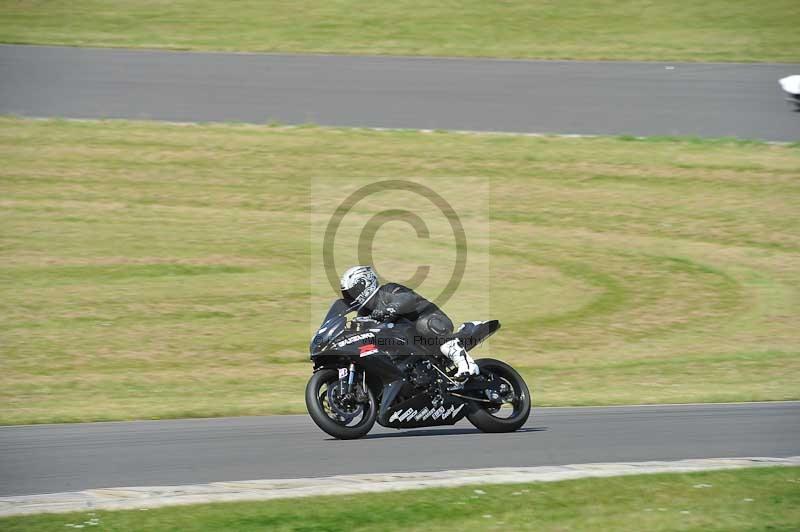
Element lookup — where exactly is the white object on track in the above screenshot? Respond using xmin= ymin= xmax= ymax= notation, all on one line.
xmin=779 ymin=75 xmax=800 ymax=95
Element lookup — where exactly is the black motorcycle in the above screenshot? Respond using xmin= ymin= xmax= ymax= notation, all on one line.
xmin=306 ymin=299 xmax=531 ymax=439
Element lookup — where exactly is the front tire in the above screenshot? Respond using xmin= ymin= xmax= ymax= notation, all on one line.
xmin=466 ymin=358 xmax=531 ymax=433
xmin=305 ymin=368 xmax=377 ymax=440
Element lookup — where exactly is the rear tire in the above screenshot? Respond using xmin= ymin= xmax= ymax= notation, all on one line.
xmin=466 ymin=358 xmax=531 ymax=433
xmin=305 ymin=368 xmax=377 ymax=440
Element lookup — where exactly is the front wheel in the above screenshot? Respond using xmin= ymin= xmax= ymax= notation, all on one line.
xmin=305 ymin=368 xmax=377 ymax=440
xmin=466 ymin=358 xmax=531 ymax=433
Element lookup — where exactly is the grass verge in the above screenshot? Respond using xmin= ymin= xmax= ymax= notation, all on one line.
xmin=1 ymin=117 xmax=799 ymax=424
xmin=2 ymin=466 xmax=798 ymax=531
xmin=0 ymin=1 xmax=799 ymax=62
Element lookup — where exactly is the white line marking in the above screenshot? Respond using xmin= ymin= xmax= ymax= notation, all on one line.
xmin=1 ymin=456 xmax=796 ymax=517
xmin=9 ymin=116 xmax=794 ymax=146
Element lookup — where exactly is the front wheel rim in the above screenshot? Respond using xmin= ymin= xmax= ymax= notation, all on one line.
xmin=480 ymin=367 xmax=527 ymax=420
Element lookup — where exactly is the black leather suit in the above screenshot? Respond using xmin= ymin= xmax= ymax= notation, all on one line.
xmin=357 ymin=283 xmax=454 ymax=341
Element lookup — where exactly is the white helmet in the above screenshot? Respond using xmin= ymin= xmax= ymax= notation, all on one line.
xmin=340 ymin=265 xmax=379 ymax=308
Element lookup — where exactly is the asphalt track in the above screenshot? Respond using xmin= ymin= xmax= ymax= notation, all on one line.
xmin=1 ymin=402 xmax=798 ymax=497
xmin=1 ymin=45 xmax=797 ymax=141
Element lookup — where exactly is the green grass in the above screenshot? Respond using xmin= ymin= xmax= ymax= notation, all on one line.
xmin=3 ymin=467 xmax=798 ymax=531
xmin=1 ymin=117 xmax=799 ymax=424
xmin=0 ymin=1 xmax=798 ymax=62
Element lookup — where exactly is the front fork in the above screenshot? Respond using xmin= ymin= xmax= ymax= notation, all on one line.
xmin=346 ymin=362 xmax=356 ymax=393
xmin=337 ymin=362 xmax=368 ymax=403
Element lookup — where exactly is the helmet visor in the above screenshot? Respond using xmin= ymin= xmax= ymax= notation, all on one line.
xmin=341 ymin=281 xmax=366 ymax=305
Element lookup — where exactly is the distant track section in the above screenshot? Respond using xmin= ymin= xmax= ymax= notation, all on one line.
xmin=0 ymin=45 xmax=797 ymax=140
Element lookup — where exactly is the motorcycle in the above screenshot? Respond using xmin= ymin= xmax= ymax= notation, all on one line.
xmin=306 ymin=299 xmax=531 ymax=439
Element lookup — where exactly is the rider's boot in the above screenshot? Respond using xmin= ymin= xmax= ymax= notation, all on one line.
xmin=440 ymin=339 xmax=479 ymax=379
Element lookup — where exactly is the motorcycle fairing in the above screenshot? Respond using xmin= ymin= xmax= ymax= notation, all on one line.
xmin=379 ymin=387 xmax=469 ymax=428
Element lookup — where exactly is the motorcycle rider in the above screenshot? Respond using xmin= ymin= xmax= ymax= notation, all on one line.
xmin=339 ymin=265 xmax=479 ymax=379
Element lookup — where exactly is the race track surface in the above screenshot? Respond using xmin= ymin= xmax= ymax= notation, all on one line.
xmin=1 ymin=402 xmax=798 ymax=497
xmin=1 ymin=45 xmax=797 ymax=141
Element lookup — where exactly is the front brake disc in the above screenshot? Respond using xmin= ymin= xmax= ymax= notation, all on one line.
xmin=326 ymin=384 xmax=364 ymax=422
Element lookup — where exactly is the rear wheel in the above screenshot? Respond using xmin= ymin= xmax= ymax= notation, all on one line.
xmin=466 ymin=358 xmax=531 ymax=433
xmin=305 ymin=368 xmax=377 ymax=440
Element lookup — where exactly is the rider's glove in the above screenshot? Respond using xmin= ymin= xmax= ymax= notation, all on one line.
xmin=370 ymin=307 xmax=397 ymax=322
